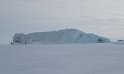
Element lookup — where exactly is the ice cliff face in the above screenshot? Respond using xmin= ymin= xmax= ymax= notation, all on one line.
xmin=12 ymin=29 xmax=110 ymax=44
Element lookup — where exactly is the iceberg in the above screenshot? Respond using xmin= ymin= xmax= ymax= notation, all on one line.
xmin=12 ymin=29 xmax=110 ymax=44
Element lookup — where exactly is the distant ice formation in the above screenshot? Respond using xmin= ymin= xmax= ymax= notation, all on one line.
xmin=113 ymin=40 xmax=124 ymax=44
xmin=12 ymin=29 xmax=110 ymax=44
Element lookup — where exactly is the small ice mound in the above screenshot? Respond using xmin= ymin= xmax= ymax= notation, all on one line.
xmin=115 ymin=40 xmax=124 ymax=44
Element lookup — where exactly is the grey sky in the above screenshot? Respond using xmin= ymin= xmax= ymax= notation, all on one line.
xmin=0 ymin=0 xmax=124 ymax=44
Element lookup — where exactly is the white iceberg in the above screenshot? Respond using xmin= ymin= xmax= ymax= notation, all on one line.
xmin=12 ymin=29 xmax=110 ymax=44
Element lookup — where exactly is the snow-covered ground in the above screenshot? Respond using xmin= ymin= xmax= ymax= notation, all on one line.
xmin=0 ymin=43 xmax=124 ymax=74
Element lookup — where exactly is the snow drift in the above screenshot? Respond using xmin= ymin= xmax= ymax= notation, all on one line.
xmin=12 ymin=29 xmax=110 ymax=44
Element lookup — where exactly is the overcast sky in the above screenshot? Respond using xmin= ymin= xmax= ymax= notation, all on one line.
xmin=0 ymin=0 xmax=124 ymax=44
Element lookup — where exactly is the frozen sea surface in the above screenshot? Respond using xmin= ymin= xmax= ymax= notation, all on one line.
xmin=0 ymin=43 xmax=124 ymax=74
